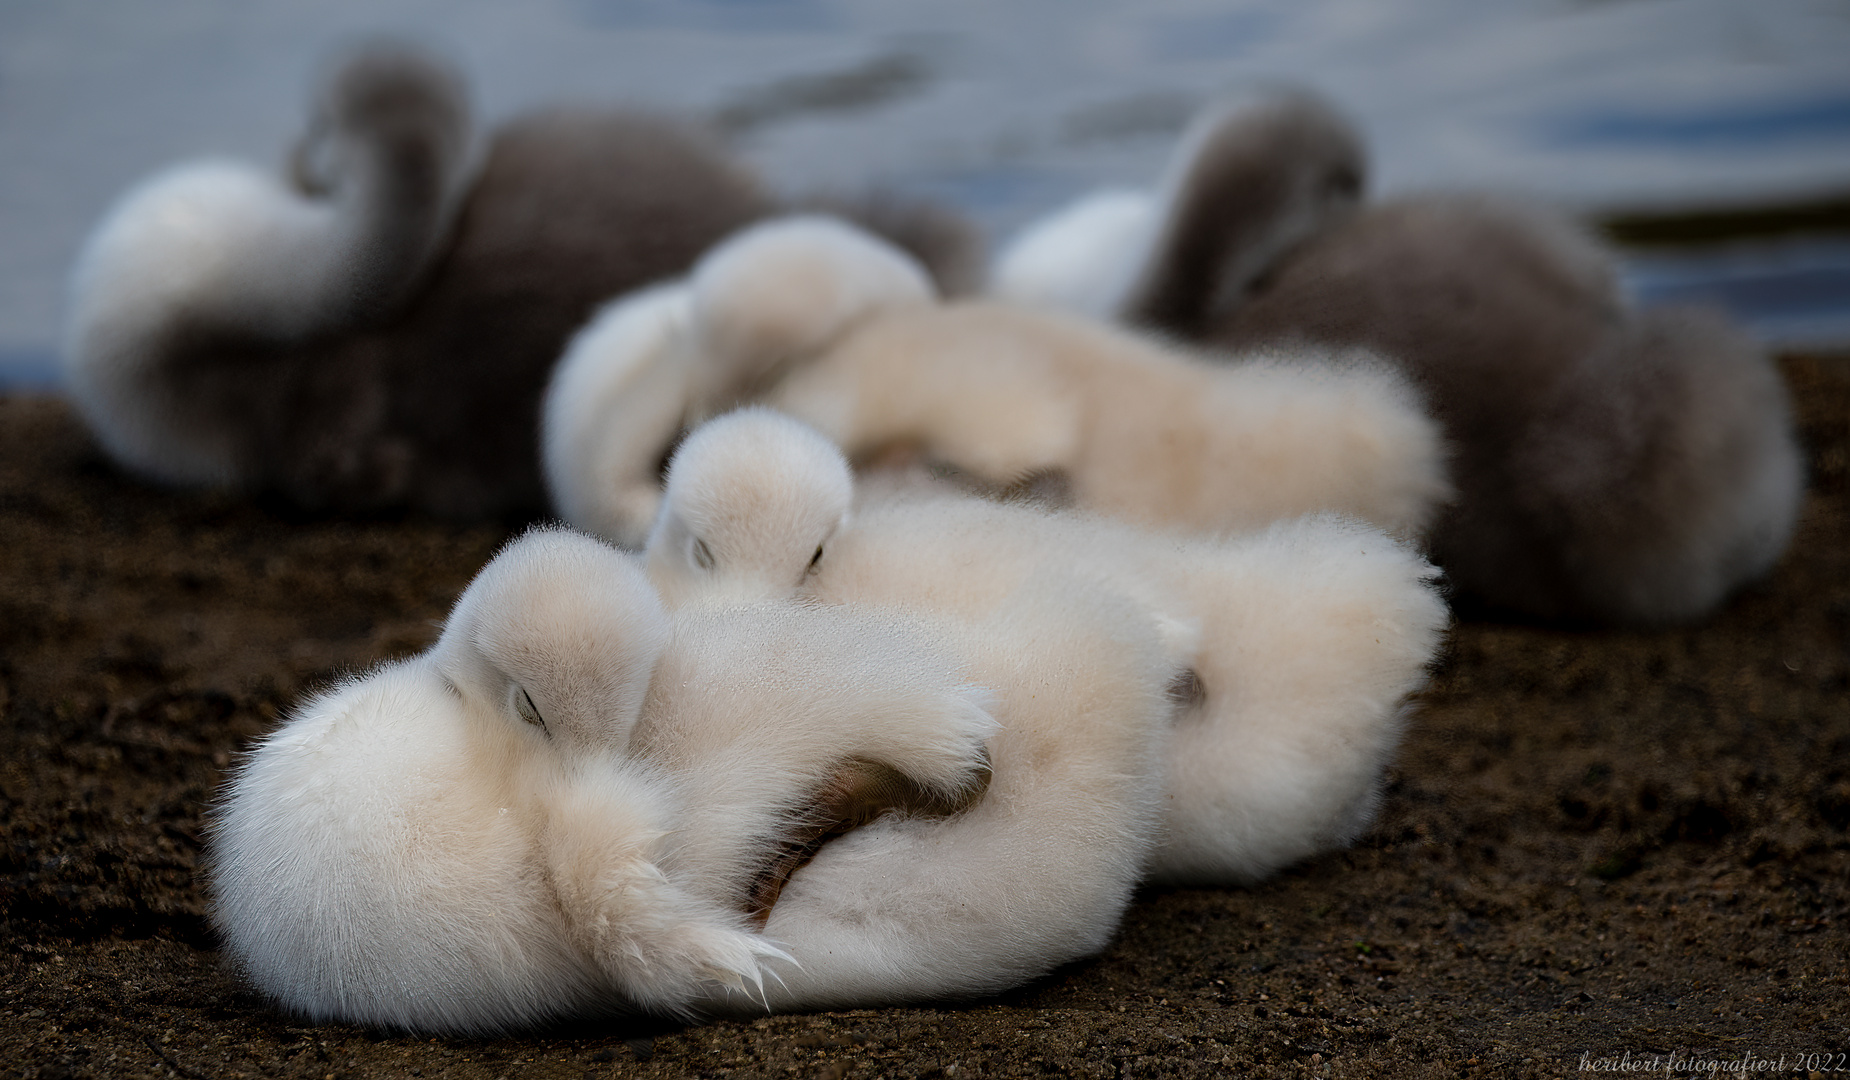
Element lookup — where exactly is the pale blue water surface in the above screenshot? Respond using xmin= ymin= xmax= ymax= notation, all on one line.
xmin=2 ymin=0 xmax=1848 ymax=389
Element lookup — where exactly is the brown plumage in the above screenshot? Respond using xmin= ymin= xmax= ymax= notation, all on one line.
xmin=1111 ymin=95 xmax=1804 ymax=625
xmin=64 ymin=42 xmax=979 ymax=520
xmin=268 ymin=105 xmax=777 ymax=517
xmin=1121 ymin=90 xmax=1365 ymax=336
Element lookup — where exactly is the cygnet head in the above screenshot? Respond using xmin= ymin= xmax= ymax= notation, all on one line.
xmin=686 ymin=215 xmax=935 ymax=407
xmin=1123 ymin=88 xmax=1367 ymax=332
xmin=429 ymin=527 xmax=670 ymax=756
xmin=291 ymin=39 xmax=472 ymax=200
xmin=211 ymin=529 xmax=781 ymax=1031
xmin=289 ymin=40 xmax=475 ymax=320
xmin=646 ymin=408 xmax=853 ymax=607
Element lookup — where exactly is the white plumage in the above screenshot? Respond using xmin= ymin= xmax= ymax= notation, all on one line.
xmin=646 ymin=406 xmax=853 ymax=607
xmin=212 ymin=529 xmax=774 ymax=1031
xmin=541 ymin=215 xmax=940 ymax=547
xmin=686 ymin=214 xmax=936 ymax=405
xmin=657 ymin=575 xmax=1175 ymax=1014
xmin=212 ymin=525 xmax=1179 ymax=1027
xmin=645 ymin=409 xmax=1449 ymax=885
xmin=987 ymin=188 xmax=1157 ymax=317
xmin=543 ymin=285 xmax=699 ymax=547
xmin=544 ymin=215 xmax=1452 ymax=548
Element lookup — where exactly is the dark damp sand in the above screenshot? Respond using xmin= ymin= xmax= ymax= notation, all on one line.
xmin=2 ymin=356 xmax=1845 ymax=1080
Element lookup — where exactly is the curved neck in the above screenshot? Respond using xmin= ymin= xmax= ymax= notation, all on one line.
xmin=302 ymin=121 xmax=472 ymax=327
xmin=1121 ymin=95 xmax=1365 ymax=335
xmin=285 ymin=47 xmax=474 ymax=329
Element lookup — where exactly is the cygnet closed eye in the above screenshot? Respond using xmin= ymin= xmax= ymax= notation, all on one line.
xmin=647 ymin=407 xmax=853 ymax=605
xmin=436 ymin=526 xmax=670 ymax=753
xmin=212 ymin=528 xmax=797 ymax=1032
xmin=511 ymin=684 xmax=546 ymax=732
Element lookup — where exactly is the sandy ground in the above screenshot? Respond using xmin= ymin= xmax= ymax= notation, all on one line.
xmin=1 ymin=355 xmax=1845 ymax=1080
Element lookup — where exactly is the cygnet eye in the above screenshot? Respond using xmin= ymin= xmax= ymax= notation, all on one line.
xmin=806 ymin=544 xmax=824 ymax=575
xmin=692 ymin=537 xmax=716 ymax=571
xmin=512 ymin=685 xmax=547 ymax=732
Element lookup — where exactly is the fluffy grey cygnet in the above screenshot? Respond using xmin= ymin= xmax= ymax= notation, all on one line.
xmin=993 ymin=89 xmax=1804 ymax=625
xmin=64 ymin=41 xmax=979 ymax=519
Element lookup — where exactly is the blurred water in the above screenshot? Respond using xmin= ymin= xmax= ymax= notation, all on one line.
xmin=1624 ymin=240 xmax=1850 ymax=348
xmin=3 ymin=0 xmax=1848 ymax=389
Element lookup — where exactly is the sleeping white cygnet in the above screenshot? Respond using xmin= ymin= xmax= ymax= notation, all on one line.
xmin=542 ymin=215 xmax=1451 ymax=550
xmin=212 ymin=526 xmax=1175 ymax=1028
xmin=213 ymin=529 xmax=765 ymax=1031
xmin=646 ymin=408 xmax=1449 ymax=886
xmin=661 ymin=566 xmax=1175 ymax=1013
xmin=542 ymin=215 xmax=935 ymax=548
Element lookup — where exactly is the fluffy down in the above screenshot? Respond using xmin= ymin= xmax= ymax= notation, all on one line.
xmin=647 ymin=407 xmax=854 ymax=606
xmin=211 ymin=529 xmax=778 ymax=1031
xmin=998 ymin=87 xmax=1804 ymax=624
xmin=762 ymin=296 xmax=1449 ymax=540
xmin=212 ymin=527 xmax=1045 ymax=1029
xmin=988 ymin=189 xmax=1158 ymax=317
xmin=541 ymin=216 xmax=937 ymax=546
xmin=547 ymin=216 xmax=1451 ymax=546
xmin=65 ymin=43 xmax=977 ymax=518
xmin=638 ymin=581 xmax=1173 ymax=1013
xmin=65 ymin=41 xmax=473 ymax=487
xmin=646 ymin=411 xmax=1449 ymax=885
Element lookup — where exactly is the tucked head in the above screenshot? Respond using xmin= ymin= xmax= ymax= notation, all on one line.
xmin=647 ymin=408 xmax=854 ymax=606
xmin=210 ymin=529 xmax=688 ymax=1032
xmin=687 ymin=215 xmax=935 ymax=405
xmin=1124 ymin=87 xmax=1367 ymax=331
xmin=211 ymin=525 xmax=1011 ymax=1030
xmin=432 ymin=526 xmax=672 ymax=755
xmin=292 ymin=39 xmax=473 ymax=199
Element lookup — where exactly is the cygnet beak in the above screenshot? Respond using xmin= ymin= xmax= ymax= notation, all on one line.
xmin=745 ymin=749 xmax=994 ymax=924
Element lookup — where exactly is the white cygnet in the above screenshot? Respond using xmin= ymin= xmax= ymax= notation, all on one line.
xmin=645 ymin=410 xmax=1449 ymax=886
xmin=548 ymin=215 xmax=1451 ymax=546
xmin=212 ymin=527 xmax=1051 ymax=1030
xmin=540 ymin=215 xmax=937 ymax=547
xmin=211 ymin=528 xmax=777 ymax=1032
